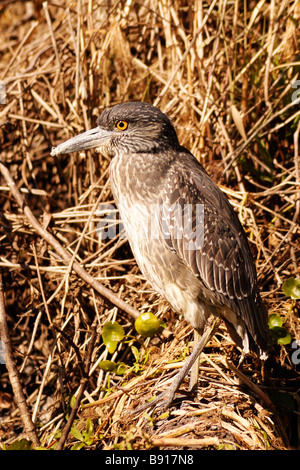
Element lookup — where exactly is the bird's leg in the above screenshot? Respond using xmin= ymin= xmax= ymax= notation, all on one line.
xmin=189 ymin=329 xmax=202 ymax=392
xmin=129 ymin=318 xmax=220 ymax=415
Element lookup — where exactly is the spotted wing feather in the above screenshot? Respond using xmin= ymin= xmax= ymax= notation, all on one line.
xmin=158 ymin=152 xmax=269 ymax=352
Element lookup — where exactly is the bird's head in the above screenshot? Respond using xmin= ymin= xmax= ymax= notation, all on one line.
xmin=51 ymin=102 xmax=179 ymax=158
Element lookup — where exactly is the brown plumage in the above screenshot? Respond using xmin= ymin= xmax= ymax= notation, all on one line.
xmin=51 ymin=101 xmax=271 ymax=409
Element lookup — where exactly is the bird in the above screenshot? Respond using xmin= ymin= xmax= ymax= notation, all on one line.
xmin=51 ymin=101 xmax=271 ymax=411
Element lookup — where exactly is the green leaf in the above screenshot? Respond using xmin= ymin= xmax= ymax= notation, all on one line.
xmin=131 ymin=345 xmax=140 ymax=363
xmin=102 ymin=321 xmax=125 ymax=353
xmin=282 ymin=278 xmax=300 ymax=299
xmin=135 ymin=312 xmax=162 ymax=338
xmin=277 ymin=331 xmax=292 ymax=345
xmin=69 ymin=394 xmax=76 ymax=409
xmin=270 ymin=326 xmax=292 ymax=345
xmin=268 ymin=313 xmax=283 ymax=329
xmin=268 ymin=313 xmax=292 ymax=346
xmin=70 ymin=427 xmax=84 ymax=442
xmin=255 ymin=138 xmax=274 ymax=169
xmin=98 ymin=359 xmax=117 ymax=372
xmin=85 ymin=418 xmax=93 ymax=436
xmin=115 ymin=362 xmax=126 ymax=375
xmin=6 ymin=439 xmax=33 ymax=450
xmin=71 ymin=442 xmax=86 ymax=450
xmin=98 ymin=359 xmax=126 ymax=375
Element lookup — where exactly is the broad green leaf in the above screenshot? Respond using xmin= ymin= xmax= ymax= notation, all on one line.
xmin=270 ymin=326 xmax=292 ymax=345
xmin=102 ymin=321 xmax=125 ymax=353
xmin=277 ymin=330 xmax=292 ymax=345
xmin=98 ymin=359 xmax=117 ymax=372
xmin=6 ymin=439 xmax=32 ymax=450
xmin=268 ymin=313 xmax=283 ymax=329
xmin=282 ymin=278 xmax=300 ymax=299
xmin=98 ymin=359 xmax=126 ymax=375
xmin=135 ymin=312 xmax=161 ymax=338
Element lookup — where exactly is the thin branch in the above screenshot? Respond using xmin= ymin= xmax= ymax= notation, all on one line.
xmin=0 ymin=271 xmax=40 ymax=447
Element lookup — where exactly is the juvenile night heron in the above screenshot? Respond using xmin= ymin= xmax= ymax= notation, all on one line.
xmin=51 ymin=101 xmax=270 ymax=410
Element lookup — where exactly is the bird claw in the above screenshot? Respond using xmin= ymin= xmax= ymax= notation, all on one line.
xmin=128 ymin=384 xmax=195 ymax=416
xmin=128 ymin=320 xmax=221 ymax=417
xmin=128 ymin=388 xmax=178 ymax=416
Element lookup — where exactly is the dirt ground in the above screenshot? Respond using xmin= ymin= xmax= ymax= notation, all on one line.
xmin=0 ymin=0 xmax=299 ymax=450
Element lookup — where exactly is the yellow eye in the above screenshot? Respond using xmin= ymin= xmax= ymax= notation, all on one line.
xmin=116 ymin=120 xmax=128 ymax=131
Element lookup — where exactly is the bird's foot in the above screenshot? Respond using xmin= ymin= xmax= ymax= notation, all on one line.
xmin=128 ymin=319 xmax=220 ymax=416
xmin=128 ymin=381 xmax=190 ymax=416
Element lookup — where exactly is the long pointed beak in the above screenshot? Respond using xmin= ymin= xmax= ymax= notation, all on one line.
xmin=51 ymin=127 xmax=114 ymax=156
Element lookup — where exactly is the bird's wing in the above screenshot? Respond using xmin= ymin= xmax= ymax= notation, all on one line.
xmin=157 ymin=153 xmax=270 ymax=352
xmin=158 ymin=154 xmax=256 ymax=302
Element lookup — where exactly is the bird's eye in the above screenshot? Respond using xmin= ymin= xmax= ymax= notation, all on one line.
xmin=116 ymin=120 xmax=128 ymax=131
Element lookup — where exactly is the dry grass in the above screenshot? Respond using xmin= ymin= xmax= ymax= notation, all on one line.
xmin=0 ymin=0 xmax=299 ymax=450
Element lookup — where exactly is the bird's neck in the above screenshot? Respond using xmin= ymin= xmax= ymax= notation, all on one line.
xmin=109 ymin=151 xmax=175 ymax=204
